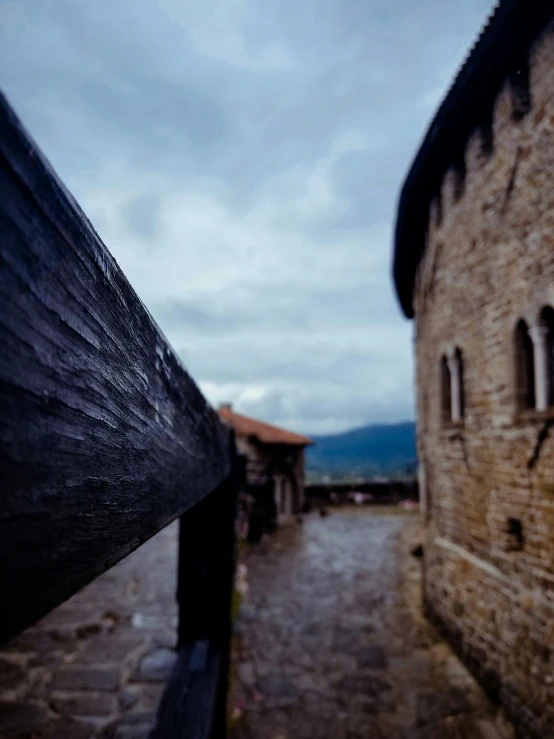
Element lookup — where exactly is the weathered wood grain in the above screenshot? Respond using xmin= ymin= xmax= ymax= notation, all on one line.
xmin=0 ymin=90 xmax=232 ymax=644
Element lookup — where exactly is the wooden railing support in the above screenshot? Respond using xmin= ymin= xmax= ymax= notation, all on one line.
xmin=151 ymin=435 xmax=240 ymax=738
xmin=177 ymin=435 xmax=239 ymax=650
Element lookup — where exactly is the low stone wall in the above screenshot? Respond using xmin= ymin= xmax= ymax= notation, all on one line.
xmin=0 ymin=523 xmax=180 ymax=739
xmin=424 ymin=535 xmax=554 ymax=738
xmin=305 ymin=480 xmax=418 ymax=508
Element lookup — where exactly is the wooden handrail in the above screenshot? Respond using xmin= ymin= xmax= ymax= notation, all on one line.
xmin=0 ymin=89 xmax=233 ymax=645
xmin=153 ymin=452 xmax=240 ymax=738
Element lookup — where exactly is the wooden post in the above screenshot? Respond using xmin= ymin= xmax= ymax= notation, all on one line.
xmin=176 ymin=433 xmax=240 ymax=737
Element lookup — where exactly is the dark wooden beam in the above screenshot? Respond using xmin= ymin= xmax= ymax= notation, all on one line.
xmin=0 ymin=90 xmax=232 ymax=644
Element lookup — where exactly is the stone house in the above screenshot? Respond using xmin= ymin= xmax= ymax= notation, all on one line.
xmin=218 ymin=404 xmax=313 ymax=521
xmin=393 ymin=3 xmax=554 ymax=736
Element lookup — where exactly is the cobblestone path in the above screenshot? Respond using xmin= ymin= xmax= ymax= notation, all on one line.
xmin=0 ymin=522 xmax=179 ymax=739
xmin=0 ymin=508 xmax=516 ymax=739
xmin=229 ymin=508 xmax=515 ymax=739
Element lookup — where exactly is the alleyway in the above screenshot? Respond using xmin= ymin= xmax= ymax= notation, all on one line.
xmin=0 ymin=509 xmax=515 ymax=739
xmin=0 ymin=523 xmax=180 ymax=739
xmin=229 ymin=508 xmax=514 ymax=739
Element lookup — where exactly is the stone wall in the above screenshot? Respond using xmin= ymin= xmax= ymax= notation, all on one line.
xmin=305 ymin=480 xmax=419 ymax=506
xmin=236 ymin=436 xmax=305 ymax=516
xmin=0 ymin=523 xmax=179 ymax=738
xmin=414 ymin=20 xmax=554 ymax=738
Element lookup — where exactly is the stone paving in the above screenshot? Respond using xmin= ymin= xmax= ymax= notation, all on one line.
xmin=0 ymin=508 xmax=517 ymax=739
xmin=0 ymin=522 xmax=179 ymax=739
xmin=228 ymin=507 xmax=516 ymax=739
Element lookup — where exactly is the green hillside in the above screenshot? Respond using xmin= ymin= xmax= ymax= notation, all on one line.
xmin=306 ymin=421 xmax=417 ymax=480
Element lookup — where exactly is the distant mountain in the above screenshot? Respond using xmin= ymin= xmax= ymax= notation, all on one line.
xmin=306 ymin=421 xmax=417 ymax=479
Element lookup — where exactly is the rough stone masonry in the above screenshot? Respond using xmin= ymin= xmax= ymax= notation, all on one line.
xmin=393 ymin=5 xmax=554 ymax=738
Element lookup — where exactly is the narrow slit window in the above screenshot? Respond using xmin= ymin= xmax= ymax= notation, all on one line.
xmin=479 ymin=113 xmax=494 ymax=157
xmin=506 ymin=517 xmax=524 ymax=551
xmin=510 ymin=63 xmax=531 ymax=120
xmin=515 ymin=320 xmax=535 ymax=410
xmin=453 ymin=159 xmax=466 ymax=201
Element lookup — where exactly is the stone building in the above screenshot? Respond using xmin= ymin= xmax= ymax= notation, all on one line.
xmin=393 ymin=3 xmax=554 ymax=736
xmin=218 ymin=404 xmax=312 ymax=521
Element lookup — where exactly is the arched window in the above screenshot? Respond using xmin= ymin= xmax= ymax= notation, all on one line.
xmin=515 ymin=320 xmax=535 ymax=410
xmin=440 ymin=355 xmax=451 ymax=424
xmin=540 ymin=306 xmax=554 ymax=407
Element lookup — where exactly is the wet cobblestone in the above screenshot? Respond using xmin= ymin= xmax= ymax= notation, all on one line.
xmin=0 ymin=522 xmax=179 ymax=738
xmin=0 ymin=508 xmax=517 ymax=738
xmin=229 ymin=508 xmax=515 ymax=739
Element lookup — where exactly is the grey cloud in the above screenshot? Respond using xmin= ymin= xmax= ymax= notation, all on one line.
xmin=2 ymin=0 xmax=492 ymax=200
xmin=186 ymin=340 xmax=408 ymax=386
xmin=0 ymin=0 xmax=493 ymax=433
xmin=237 ymin=382 xmax=413 ymax=436
xmin=122 ymin=193 xmax=162 ymax=238
xmin=150 ymin=280 xmax=401 ymax=337
xmin=77 ymin=75 xmax=228 ymax=149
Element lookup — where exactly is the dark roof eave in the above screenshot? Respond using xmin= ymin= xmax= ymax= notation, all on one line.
xmin=247 ymin=433 xmax=314 ymax=448
xmin=393 ymin=0 xmax=554 ymax=318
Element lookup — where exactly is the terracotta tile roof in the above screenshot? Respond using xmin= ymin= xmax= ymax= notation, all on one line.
xmin=217 ymin=405 xmax=313 ymax=446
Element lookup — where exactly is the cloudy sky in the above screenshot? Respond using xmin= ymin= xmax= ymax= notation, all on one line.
xmin=0 ymin=0 xmax=493 ymax=434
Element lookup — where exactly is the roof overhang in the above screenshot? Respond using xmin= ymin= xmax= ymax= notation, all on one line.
xmin=218 ymin=406 xmax=314 ymax=446
xmin=248 ymin=434 xmax=314 ymax=448
xmin=393 ymin=0 xmax=554 ymax=318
